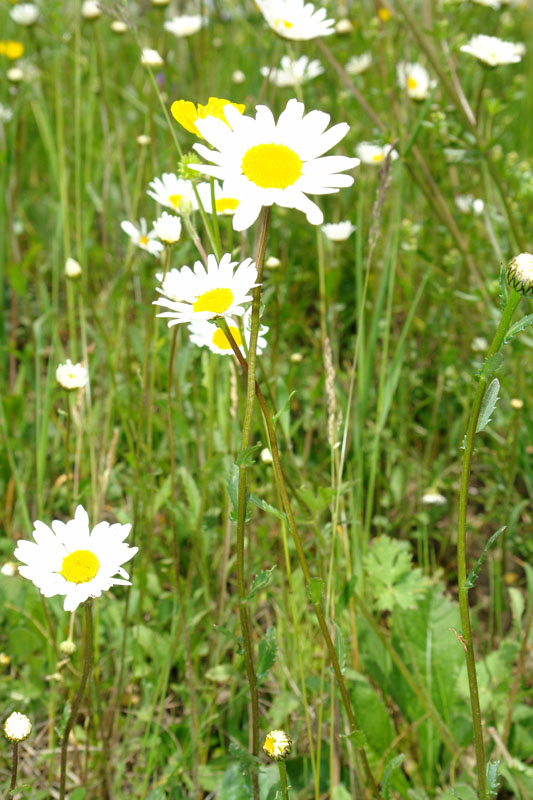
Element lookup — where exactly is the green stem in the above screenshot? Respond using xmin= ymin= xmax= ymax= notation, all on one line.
xmin=59 ymin=601 xmax=94 ymax=800
xmin=278 ymin=760 xmax=290 ymax=800
xmin=64 ymin=391 xmax=72 ymax=515
xmin=457 ymin=288 xmax=521 ymax=800
xmin=10 ymin=742 xmax=18 ymax=792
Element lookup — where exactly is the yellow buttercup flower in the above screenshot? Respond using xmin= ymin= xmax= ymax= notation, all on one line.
xmin=378 ymin=7 xmax=391 ymax=21
xmin=170 ymin=97 xmax=245 ymax=139
xmin=0 ymin=40 xmax=25 ymax=59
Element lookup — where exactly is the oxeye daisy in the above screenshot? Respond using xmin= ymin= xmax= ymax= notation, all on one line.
xmin=396 ymin=61 xmax=436 ymax=100
xmin=152 ymin=211 xmax=182 ymax=244
xmin=460 ymin=34 xmax=524 ymax=66
xmin=255 ymin=0 xmax=335 ymax=40
xmin=9 ymin=4 xmax=39 ymax=26
xmin=191 ymin=98 xmax=359 ymax=231
xmin=171 ymin=97 xmax=245 ymax=139
xmin=346 ymin=52 xmax=372 ymax=76
xmin=355 ymin=142 xmax=399 ymax=165
xmin=120 ymin=218 xmax=164 ymax=256
xmin=14 ymin=505 xmax=138 ymax=612
xmin=146 ymin=173 xmax=198 ymax=214
xmin=164 ymin=14 xmax=205 ymax=37
xmin=188 ymin=307 xmax=268 ymax=356
xmin=197 ymin=180 xmax=241 ymax=216
xmin=260 ymin=55 xmax=324 ymax=87
xmin=56 ymin=359 xmax=88 ymax=390
xmin=153 ymin=252 xmax=258 ymax=326
xmin=321 ymin=221 xmax=356 ymax=242
xmin=3 ymin=713 xmax=32 ymax=743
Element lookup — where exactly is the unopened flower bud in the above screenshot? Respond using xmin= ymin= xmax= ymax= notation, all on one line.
xmin=263 ymin=729 xmax=291 ymax=760
xmin=3 ymin=712 xmax=32 ymax=743
xmin=65 ymin=257 xmax=82 ymax=279
xmin=260 ymin=448 xmax=273 ymax=464
xmin=507 ymin=252 xmax=533 ymax=296
xmin=59 ymin=639 xmax=77 ymax=656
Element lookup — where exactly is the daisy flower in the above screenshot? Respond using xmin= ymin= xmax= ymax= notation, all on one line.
xmin=454 ymin=194 xmax=485 ymax=215
xmin=164 ymin=15 xmax=205 ymax=37
xmin=355 ymin=142 xmax=399 ymax=165
xmin=197 ymin=180 xmax=241 ymax=216
xmin=81 ymin=0 xmax=102 ymax=19
xmin=9 ymin=4 xmax=40 ymax=26
xmin=156 ymin=267 xmax=186 ymax=303
xmin=170 ymin=97 xmax=245 ymax=138
xmin=191 ymin=98 xmax=359 ymax=231
xmin=3 ymin=713 xmax=32 ymax=743
xmin=460 ymin=34 xmax=524 ymax=66
xmin=507 ymin=252 xmax=533 ymax=296
xmin=14 ymin=505 xmax=138 ymax=612
xmin=56 ymin=359 xmax=88 ymax=390
xmin=346 ymin=52 xmax=372 ymax=76
xmin=260 ymin=55 xmax=324 ymax=88
xmin=396 ymin=61 xmax=436 ymax=100
xmin=152 ymin=211 xmax=182 ymax=244
xmin=147 ymin=173 xmax=198 ymax=214
xmin=140 ymin=48 xmax=164 ymax=67
xmin=154 ymin=252 xmax=258 ymax=326
xmin=263 ymin=729 xmax=292 ymax=760
xmin=120 ymin=218 xmax=164 ymax=256
xmin=472 ymin=0 xmax=501 ymax=7
xmin=188 ymin=308 xmax=268 ymax=356
xmin=255 ymin=0 xmax=335 ymax=40
xmin=321 ymin=221 xmax=356 ymax=241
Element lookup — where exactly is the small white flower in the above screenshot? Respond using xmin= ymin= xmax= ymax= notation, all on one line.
xmin=64 ymin=257 xmax=82 ymax=278
xmin=154 ymin=252 xmax=258 ymax=326
xmin=0 ymin=103 xmax=14 ymax=123
xmin=3 ymin=713 xmax=32 ymax=743
xmin=260 ymin=447 xmax=273 ymax=463
xmin=321 ymin=221 xmax=356 ymax=241
xmin=421 ymin=491 xmax=447 ymax=506
xmin=140 ymin=48 xmax=164 ymax=67
xmin=197 ymin=180 xmax=240 ymax=216
xmin=110 ymin=20 xmax=128 ymax=33
xmin=346 ymin=52 xmax=372 ymax=76
xmin=260 ymin=55 xmax=324 ymax=88
xmin=265 ymin=256 xmax=281 ymax=268
xmin=471 ymin=336 xmax=489 ymax=352
xmin=56 ymin=360 xmax=88 ymax=390
xmin=455 ymin=194 xmax=485 ymax=215
xmin=232 ymin=70 xmax=246 ymax=84
xmin=355 ymin=141 xmax=399 ymax=165
xmin=163 ymin=15 xmax=205 ymax=37
xmin=14 ymin=505 xmax=138 ymax=612
xmin=136 ymin=134 xmax=151 ymax=146
xmin=120 ymin=218 xmax=164 ymax=256
xmin=472 ymin=0 xmax=501 ymax=7
xmin=290 ymin=352 xmax=303 ymax=363
xmin=397 ymin=61 xmax=436 ymax=100
xmin=81 ymin=0 xmax=102 ymax=19
xmin=335 ymin=18 xmax=354 ymax=34
xmin=147 ymin=173 xmax=198 ymax=215
xmin=152 ymin=0 xmax=170 ymax=5
xmin=152 ymin=211 xmax=182 ymax=244
xmin=10 ymin=4 xmax=39 ymax=26
xmin=255 ymin=0 xmax=335 ymax=40
xmin=1 ymin=562 xmax=17 ymax=577
xmin=7 ymin=68 xmax=24 ymax=83
xmin=460 ymin=34 xmax=524 ymax=66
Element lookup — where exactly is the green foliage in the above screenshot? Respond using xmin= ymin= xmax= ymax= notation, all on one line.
xmin=465 ymin=527 xmax=505 ymax=589
xmin=476 ymin=378 xmax=500 ymax=433
xmin=363 ymin=535 xmax=430 ymax=611
xmin=248 ymin=566 xmax=276 ymax=601
xmin=257 ymin=626 xmax=277 ymax=683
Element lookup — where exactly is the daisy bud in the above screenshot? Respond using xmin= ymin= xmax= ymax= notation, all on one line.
xmin=59 ymin=639 xmax=77 ymax=656
xmin=153 ymin=212 xmax=182 ymax=245
xmin=335 ymin=19 xmax=354 ymax=34
xmin=290 ymin=352 xmax=303 ymax=363
xmin=136 ymin=134 xmax=151 ymax=146
xmin=140 ymin=49 xmax=164 ymax=68
xmin=3 ymin=712 xmax=32 ymax=743
xmin=260 ymin=448 xmax=273 ymax=464
xmin=265 ymin=256 xmax=281 ymax=269
xmin=1 ymin=561 xmax=17 ymax=577
xmin=507 ymin=252 xmax=533 ymax=296
xmin=81 ymin=1 xmax=102 ymax=20
xmin=232 ymin=70 xmax=246 ymax=85
xmin=510 ymin=398 xmax=524 ymax=410
xmin=64 ymin=257 xmax=82 ymax=279
xmin=110 ymin=20 xmax=128 ymax=33
xmin=263 ymin=729 xmax=292 ymax=761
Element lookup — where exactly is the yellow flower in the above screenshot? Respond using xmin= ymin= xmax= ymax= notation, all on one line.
xmin=263 ymin=730 xmax=292 ymax=760
xmin=0 ymin=40 xmax=25 ymax=59
xmin=170 ymin=97 xmax=245 ymax=139
xmin=378 ymin=7 xmax=391 ymax=21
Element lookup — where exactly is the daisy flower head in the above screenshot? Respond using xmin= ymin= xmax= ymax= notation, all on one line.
xmin=164 ymin=14 xmax=205 ymax=37
xmin=155 ymin=267 xmax=186 ymax=303
xmin=260 ymin=55 xmax=324 ymax=88
xmin=188 ymin=310 xmax=268 ymax=356
xmin=197 ymin=180 xmax=240 ymax=216
xmin=255 ymin=0 xmax=335 ymax=40
xmin=460 ymin=35 xmax=524 ymax=66
xmin=140 ymin=48 xmax=164 ymax=67
xmin=321 ymin=220 xmax=356 ymax=242
xmin=154 ymin=252 xmax=258 ymax=326
xmin=147 ymin=173 xmax=198 ymax=215
xmin=10 ymin=4 xmax=40 ymax=26
xmin=397 ymin=61 xmax=436 ymax=100
xmin=263 ymin=729 xmax=292 ymax=760
xmin=355 ymin=142 xmax=399 ymax=165
xmin=507 ymin=252 xmax=533 ymax=296
xmin=14 ymin=506 xmax=137 ymax=612
xmin=346 ymin=52 xmax=372 ymax=76
xmin=152 ymin=211 xmax=182 ymax=244
xmin=120 ymin=218 xmax=164 ymax=256
xmin=3 ymin=713 xmax=32 ymax=743
xmin=81 ymin=0 xmax=102 ymax=19
xmin=191 ymin=98 xmax=359 ymax=231
xmin=56 ymin=360 xmax=88 ymax=390
xmin=171 ymin=97 xmax=245 ymax=139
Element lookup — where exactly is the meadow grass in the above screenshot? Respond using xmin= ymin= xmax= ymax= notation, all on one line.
xmin=0 ymin=1 xmax=532 ymax=798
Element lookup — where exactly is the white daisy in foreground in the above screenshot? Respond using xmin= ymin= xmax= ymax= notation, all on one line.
xmin=460 ymin=34 xmax=524 ymax=66
xmin=10 ymin=4 xmax=40 ymax=26
xmin=188 ymin=308 xmax=268 ymax=356
xmin=321 ymin=221 xmax=356 ymax=241
xmin=147 ymin=173 xmax=198 ymax=214
xmin=355 ymin=142 xmax=399 ymax=165
xmin=154 ymin=253 xmax=258 ymax=326
xmin=140 ymin=48 xmax=164 ymax=67
xmin=455 ymin=194 xmax=485 ymax=215
xmin=56 ymin=360 xmax=88 ymax=390
xmin=14 ymin=505 xmax=138 ymax=612
xmin=346 ymin=52 xmax=372 ymax=76
xmin=164 ymin=14 xmax=205 ymax=37
xmin=120 ymin=218 xmax=164 ymax=256
xmin=153 ymin=211 xmax=182 ymax=244
xmin=3 ymin=713 xmax=32 ymax=743
xmin=255 ymin=0 xmax=334 ymax=40
xmin=197 ymin=181 xmax=241 ymax=216
xmin=397 ymin=61 xmax=436 ymax=100
xmin=263 ymin=729 xmax=292 ymax=760
xmin=260 ymin=55 xmax=324 ymax=88
xmin=191 ymin=98 xmax=359 ymax=231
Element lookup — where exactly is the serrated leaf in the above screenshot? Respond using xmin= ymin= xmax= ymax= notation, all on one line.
xmin=486 ymin=760 xmax=501 ymax=798
xmin=465 ymin=527 xmax=505 ymax=589
xmin=236 ymin=444 xmax=262 ymax=466
xmin=476 ymin=378 xmax=500 ymax=433
xmin=257 ymin=626 xmax=277 ymax=683
xmin=307 ymin=577 xmax=324 ymax=604
xmin=332 ymin=621 xmax=346 ymax=675
xmin=248 ymin=494 xmax=287 ymax=522
xmin=480 ymin=352 xmax=503 ymax=380
xmin=504 ymin=313 xmax=533 ymax=344
xmin=228 ymin=740 xmax=261 ymax=772
xmin=247 ymin=565 xmax=276 ymax=601
xmin=382 ymin=754 xmax=405 ymax=800
xmin=363 ymin=536 xmax=430 ymax=612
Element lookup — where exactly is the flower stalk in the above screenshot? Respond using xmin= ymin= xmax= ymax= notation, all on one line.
xmin=10 ymin=742 xmax=19 ymax=792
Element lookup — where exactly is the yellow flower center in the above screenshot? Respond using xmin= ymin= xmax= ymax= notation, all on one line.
xmin=139 ymin=235 xmax=149 ymax=244
xmin=407 ymin=76 xmax=418 ymax=90
xmin=274 ymin=17 xmax=293 ymax=29
xmin=215 ymin=197 xmax=239 ymax=214
xmin=170 ymin=97 xmax=245 ymax=138
xmin=378 ymin=7 xmax=391 ymax=21
xmin=168 ymin=194 xmax=182 ymax=209
xmin=193 ymin=287 xmax=234 ymax=314
xmin=60 ymin=550 xmax=100 ymax=584
xmin=263 ymin=734 xmax=276 ymax=757
xmin=212 ymin=325 xmax=242 ymax=350
xmin=242 ymin=143 xmax=302 ymax=189
xmin=372 ymin=153 xmax=384 ymax=162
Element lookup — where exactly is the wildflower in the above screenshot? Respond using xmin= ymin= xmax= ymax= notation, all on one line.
xmin=397 ymin=61 xmax=436 ymax=100
xmin=146 ymin=173 xmax=198 ymax=214
xmin=81 ymin=0 xmax=102 ymax=19
xmin=261 ymin=448 xmax=273 ymax=463
xmin=170 ymin=97 xmax=245 ymax=138
xmin=263 ymin=730 xmax=292 ymax=760
xmin=164 ymin=15 xmax=205 ymax=37
xmin=255 ymin=0 xmax=335 ymax=39
xmin=460 ymin=35 xmax=524 ymax=66
xmin=421 ymin=491 xmax=447 ymax=506
xmin=188 ymin=309 xmax=267 ymax=356
xmin=0 ymin=653 xmax=11 ymax=666
xmin=321 ymin=221 xmax=356 ymax=242
xmin=0 ymin=41 xmax=25 ymax=60
xmin=191 ymin=98 xmax=359 ymax=231
xmin=154 ymin=253 xmax=258 ymax=326
xmin=454 ymin=195 xmax=484 ymax=215
xmin=1 ymin=562 xmax=17 ymax=577
xmin=110 ymin=20 xmax=128 ymax=33
xmin=59 ymin=639 xmax=77 ymax=655
xmin=153 ymin=211 xmax=182 ymax=244
xmin=510 ymin=398 xmax=524 ymax=410
xmin=3 ymin=713 xmax=32 ymax=743
xmin=232 ymin=70 xmax=246 ymax=85
xmin=346 ymin=52 xmax=372 ymax=75
xmin=56 ymin=360 xmax=88 ymax=390
xmin=64 ymin=257 xmax=82 ymax=279
xmin=336 ymin=19 xmax=354 ymax=34
xmin=378 ymin=7 xmax=391 ymax=21
xmin=140 ymin=48 xmax=164 ymax=67
xmin=136 ymin=134 xmax=151 ymax=146
xmin=265 ymin=256 xmax=281 ymax=268
xmin=14 ymin=505 xmax=138 ymax=612
xmin=7 ymin=67 xmax=24 ymax=82
xmin=472 ymin=0 xmax=501 ymax=7
xmin=156 ymin=268 xmax=185 ymax=303
xmin=507 ymin=252 xmax=533 ymax=296
xmin=152 ymin=0 xmax=170 ymax=5
xmin=355 ymin=142 xmax=399 ymax=165
xmin=9 ymin=4 xmax=39 ymax=26
xmin=197 ymin=180 xmax=240 ymax=216
xmin=290 ymin=352 xmax=303 ymax=363
xmin=120 ymin=218 xmax=164 ymax=256
xmin=260 ymin=55 xmax=324 ymax=88
xmin=471 ymin=337 xmax=488 ymax=352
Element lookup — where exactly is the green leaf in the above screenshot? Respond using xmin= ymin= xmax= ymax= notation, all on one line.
xmin=341 ymin=729 xmax=367 ymax=748
xmin=213 ymin=624 xmax=243 ymax=654
xmin=382 ymin=754 xmax=405 ymax=800
xmin=227 ymin=464 xmax=250 ymax=523
xmin=332 ymin=786 xmax=352 ymax=800
xmin=228 ymin=740 xmax=261 ymax=773
xmin=480 ymin=352 xmax=503 ymax=380
xmin=363 ymin=536 xmax=430 ymax=612
xmin=236 ymin=444 xmax=262 ymax=466
xmin=504 ymin=313 xmax=533 ymax=344
xmin=307 ymin=577 xmax=324 ymax=604
xmin=177 ymin=466 xmax=201 ymax=519
xmin=465 ymin=527 xmax=505 ymax=589
xmin=248 ymin=494 xmax=287 ymax=522
xmin=332 ymin=621 xmax=346 ymax=675
xmin=486 ymin=760 xmax=501 ymax=798
xmin=476 ymin=378 xmax=500 ymax=433
xmin=273 ymin=390 xmax=297 ymax=423
xmin=69 ymin=790 xmax=87 ymax=800
xmin=257 ymin=626 xmax=277 ymax=683
xmin=218 ymin=763 xmax=251 ymax=800
xmin=248 ymin=565 xmax=276 ymax=601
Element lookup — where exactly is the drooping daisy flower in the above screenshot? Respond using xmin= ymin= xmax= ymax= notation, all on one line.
xmin=9 ymin=4 xmax=40 ymax=26
xmin=187 ymin=308 xmax=268 ymax=356
xmin=140 ymin=48 xmax=164 ymax=67
xmin=197 ymin=181 xmax=241 ymax=216
xmin=120 ymin=218 xmax=164 ymax=256
xmin=460 ymin=34 xmax=524 ymax=66
xmin=15 ymin=506 xmax=138 ymax=612
xmin=263 ymin=729 xmax=292 ymax=760
xmin=191 ymin=98 xmax=359 ymax=231
xmin=147 ymin=173 xmax=198 ymax=214
xmin=152 ymin=211 xmax=182 ymax=244
xmin=3 ymin=713 xmax=32 ymax=743
xmin=255 ymin=0 xmax=335 ymax=40
xmin=321 ymin=221 xmax=356 ymax=242
xmin=164 ymin=15 xmax=205 ymax=37
xmin=421 ymin=491 xmax=447 ymax=506
xmin=260 ymin=55 xmax=324 ymax=87
xmin=170 ymin=97 xmax=245 ymax=139
xmin=396 ymin=61 xmax=436 ymax=100
xmin=0 ymin=41 xmax=25 ymax=60
xmin=454 ymin=194 xmax=484 ymax=215
xmin=355 ymin=142 xmax=399 ymax=165
xmin=346 ymin=52 xmax=372 ymax=76
xmin=507 ymin=252 xmax=533 ymax=296
xmin=154 ymin=253 xmax=258 ymax=326
xmin=56 ymin=360 xmax=88 ymax=390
